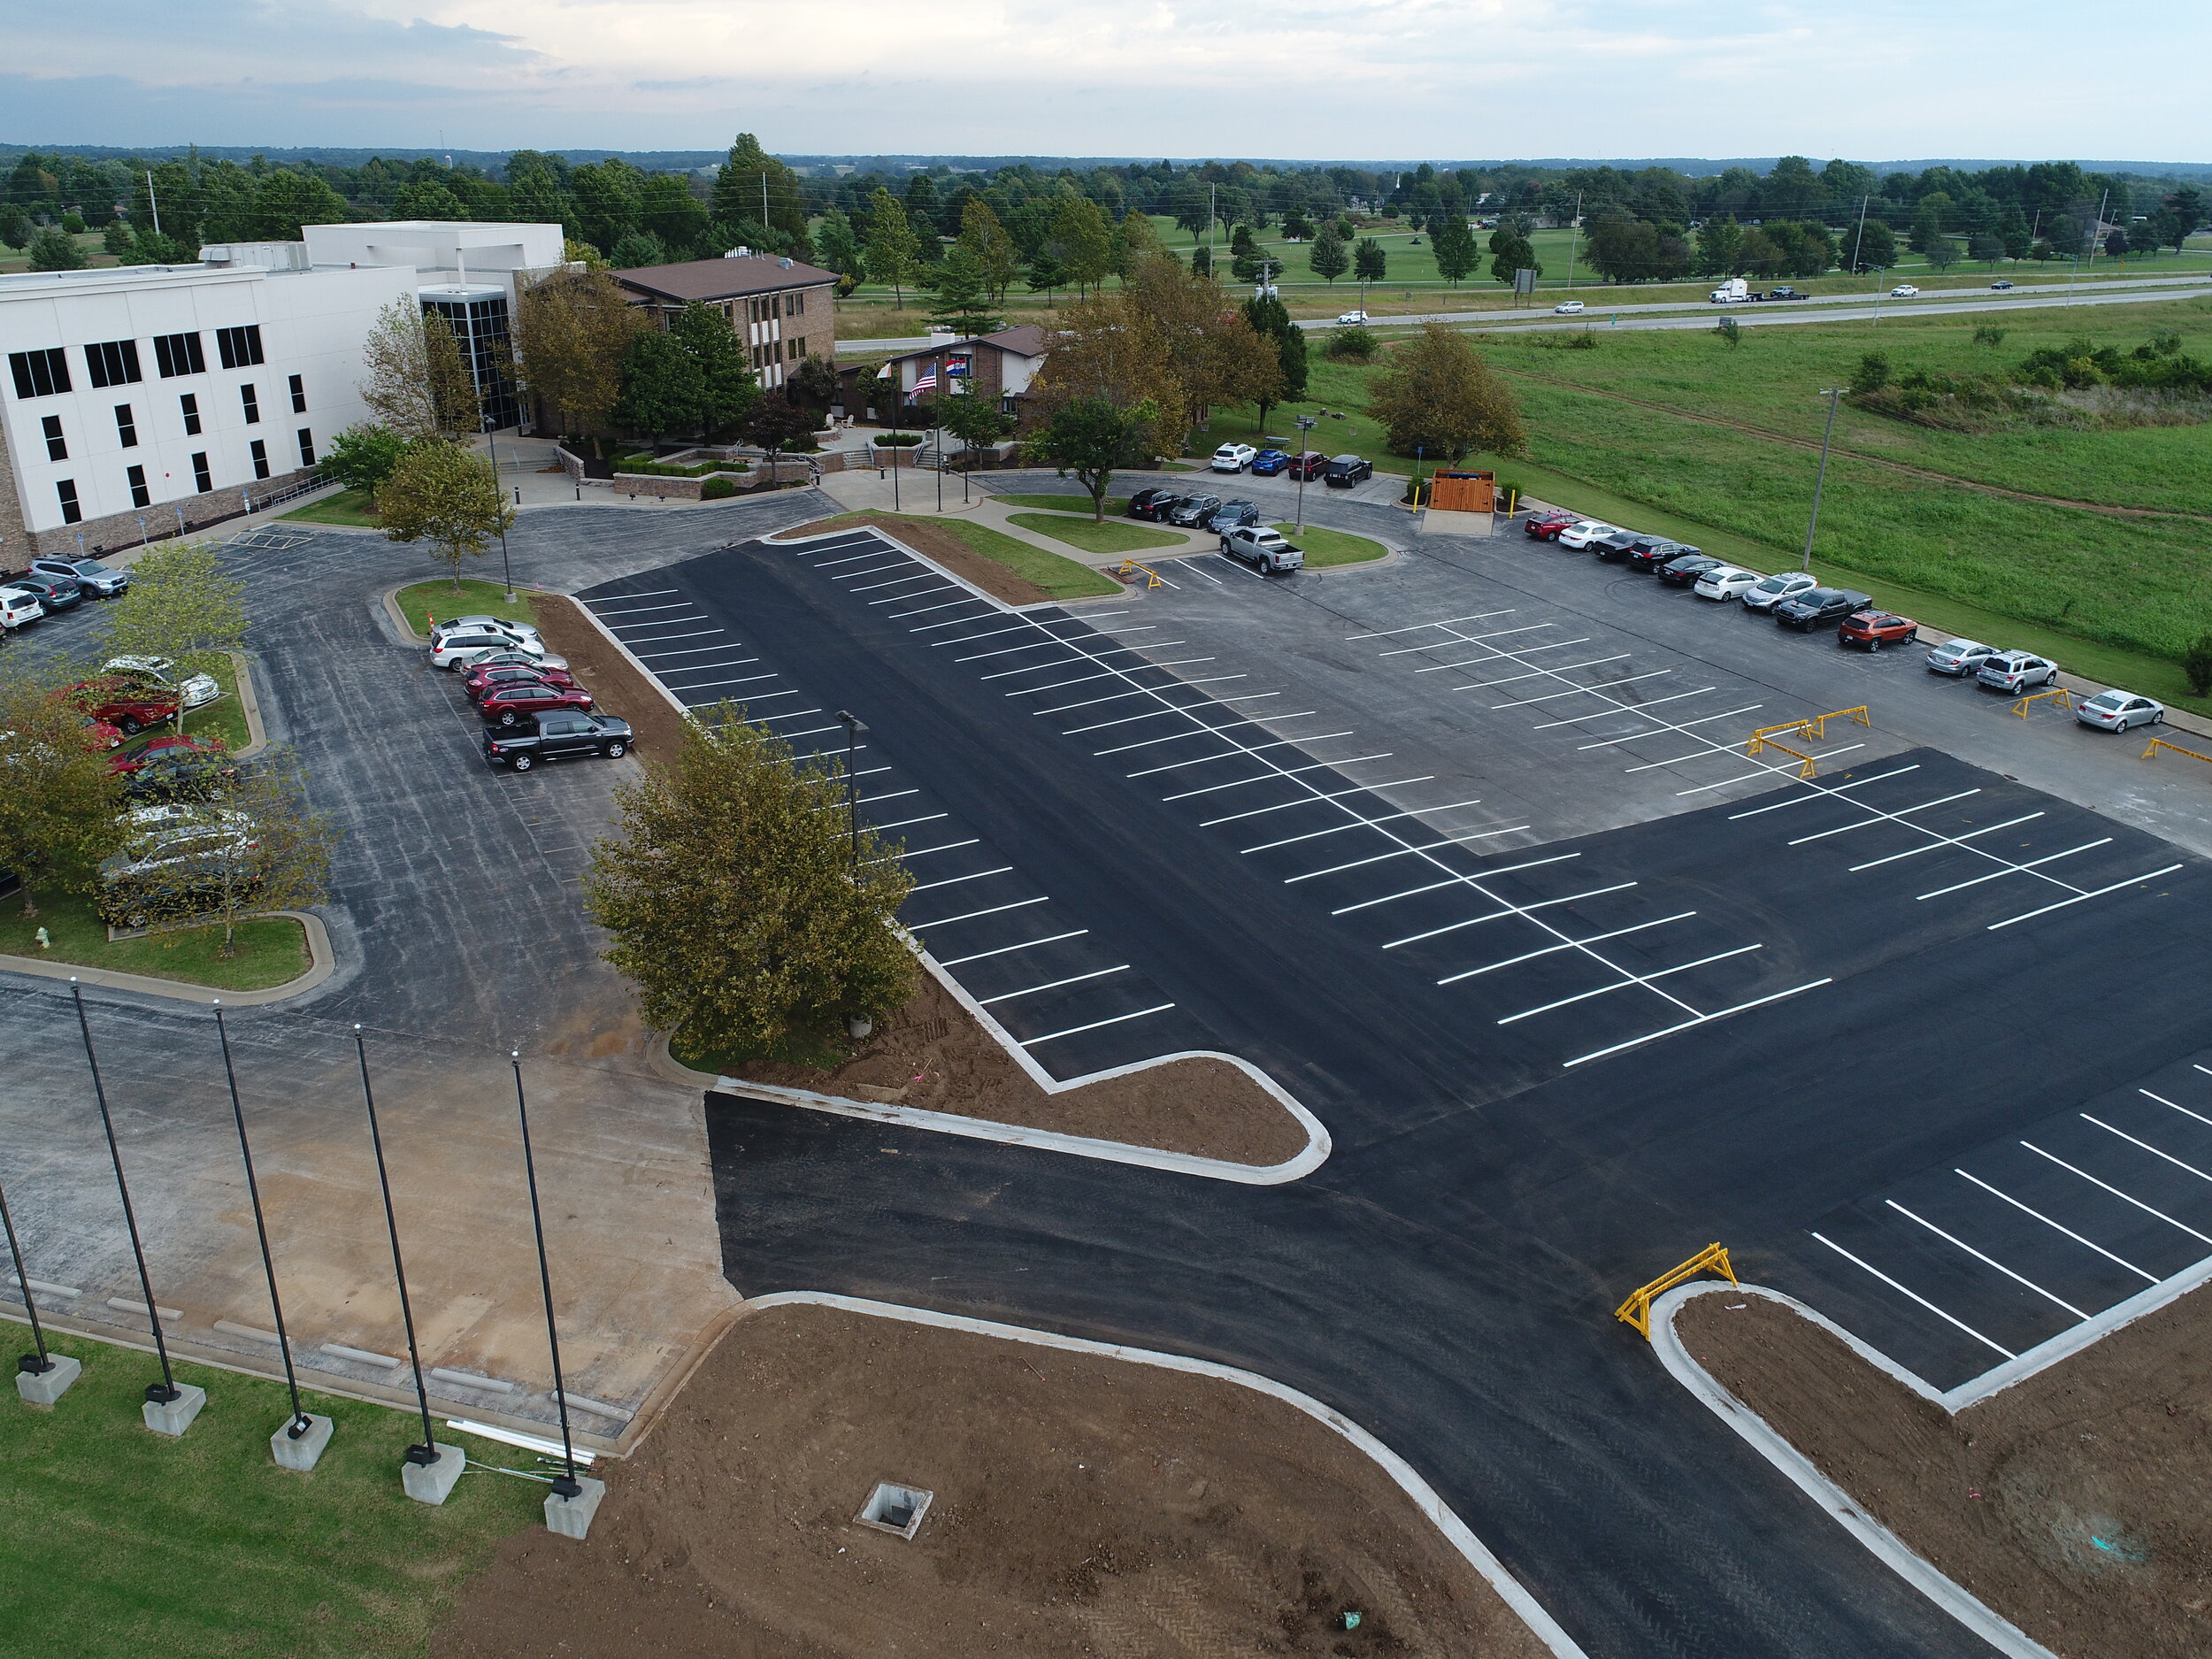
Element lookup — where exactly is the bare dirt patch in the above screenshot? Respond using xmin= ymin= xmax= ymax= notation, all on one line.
xmin=527 ymin=593 xmax=695 ymax=759
xmin=782 ymin=511 xmax=1053 ymax=605
xmin=431 ymin=1302 xmax=1546 ymax=1659
xmin=1677 ymin=1287 xmax=2212 ymax=1659
xmin=729 ymin=970 xmax=1310 ymax=1167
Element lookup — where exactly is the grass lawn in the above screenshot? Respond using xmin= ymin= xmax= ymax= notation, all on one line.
xmin=0 ymin=890 xmax=310 ymax=989
xmin=1006 ymin=512 xmax=1186 ymax=557
xmin=810 ymin=513 xmax=1120 ymax=601
xmin=1274 ymin=524 xmax=1386 ymax=567
xmin=392 ymin=579 xmax=542 ymax=641
xmin=0 ymin=1330 xmax=539 ymax=1659
xmin=991 ymin=493 xmax=1133 ymax=516
xmin=280 ymin=488 xmax=379 ymax=527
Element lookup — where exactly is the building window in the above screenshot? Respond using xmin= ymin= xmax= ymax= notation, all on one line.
xmin=153 ymin=332 xmax=206 ymax=378
xmin=240 ymin=383 xmax=260 ymax=424
xmin=9 ymin=348 xmax=72 ymax=399
xmin=788 ymin=290 xmax=805 ymax=317
xmin=127 ymin=465 xmax=150 ymax=509
xmin=180 ymin=393 xmax=202 ymax=434
xmin=288 ymin=373 xmax=306 ymax=413
xmin=191 ymin=451 xmax=211 ymax=492
xmin=215 ymin=325 xmax=265 ymax=370
xmin=788 ymin=340 xmax=806 ymax=362
xmin=115 ymin=404 xmax=138 ymax=448
xmin=250 ymin=439 xmax=270 ymax=480
xmin=57 ymin=480 xmax=81 ymax=524
xmin=296 ymin=427 xmax=316 ymax=467
xmin=42 ymin=414 xmax=66 ymax=461
xmin=84 ymin=339 xmax=143 ymax=388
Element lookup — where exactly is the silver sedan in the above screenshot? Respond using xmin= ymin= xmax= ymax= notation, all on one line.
xmin=2076 ymin=689 xmax=2165 ymax=732
xmin=1925 ymin=638 xmax=1996 ymax=676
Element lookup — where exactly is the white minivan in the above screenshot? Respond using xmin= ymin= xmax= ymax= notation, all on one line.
xmin=0 ymin=585 xmax=46 ymax=628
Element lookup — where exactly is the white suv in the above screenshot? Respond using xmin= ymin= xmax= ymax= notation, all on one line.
xmin=1210 ymin=443 xmax=1257 ymax=473
xmin=1692 ymin=565 xmax=1760 ymax=601
xmin=1739 ymin=572 xmax=1817 ymax=611
xmin=430 ymin=622 xmax=542 ymax=670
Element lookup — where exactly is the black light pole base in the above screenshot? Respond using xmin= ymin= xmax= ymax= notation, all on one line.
xmin=144 ymin=1381 xmax=180 ymax=1405
xmin=403 ymin=1442 xmax=441 ymax=1466
xmin=550 ymin=1472 xmax=583 ymax=1501
xmin=19 ymin=1352 xmax=54 ymax=1376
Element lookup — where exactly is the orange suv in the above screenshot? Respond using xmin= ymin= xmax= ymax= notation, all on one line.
xmin=1837 ymin=610 xmax=1919 ymax=652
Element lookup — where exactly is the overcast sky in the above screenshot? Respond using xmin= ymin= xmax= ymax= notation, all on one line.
xmin=4 ymin=0 xmax=2207 ymax=163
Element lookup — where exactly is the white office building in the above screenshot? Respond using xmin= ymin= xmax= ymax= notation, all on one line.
xmin=0 ymin=259 xmax=414 ymax=563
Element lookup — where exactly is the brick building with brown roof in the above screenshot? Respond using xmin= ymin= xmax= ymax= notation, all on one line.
xmin=611 ymin=252 xmax=837 ymax=392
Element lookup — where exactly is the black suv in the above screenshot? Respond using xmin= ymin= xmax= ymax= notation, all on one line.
xmin=1126 ymin=488 xmax=1181 ymax=521
xmin=1625 ymin=537 xmax=1698 ymax=572
xmin=1167 ymin=494 xmax=1222 ymax=526
xmin=484 ymin=712 xmax=636 ymax=772
xmin=1773 ymin=587 xmax=1875 ymax=630
xmin=1324 ymin=455 xmax=1373 ymax=488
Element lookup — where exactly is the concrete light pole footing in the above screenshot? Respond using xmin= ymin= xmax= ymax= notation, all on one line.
xmin=142 ymin=1382 xmax=208 ymax=1436
xmin=272 ymin=1413 xmax=335 ymax=1471
xmin=17 ymin=1355 xmax=81 ymax=1405
xmin=401 ymin=1441 xmax=467 ymax=1505
xmin=544 ymin=1476 xmax=608 ymax=1539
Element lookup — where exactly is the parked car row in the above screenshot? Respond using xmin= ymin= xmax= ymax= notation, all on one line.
xmin=0 ymin=556 xmax=132 ymax=631
xmin=426 ymin=615 xmax=636 ymax=769
xmin=1202 ymin=448 xmax=1374 ymax=488
xmin=1127 ymin=488 xmax=1263 ymax=529
xmin=1520 ymin=508 xmax=2168 ymax=730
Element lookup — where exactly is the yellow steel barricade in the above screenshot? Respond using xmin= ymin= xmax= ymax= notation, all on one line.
xmin=1746 ymin=706 xmax=1870 ymax=780
xmin=2013 ymin=687 xmax=2073 ymax=718
xmin=2143 ymin=735 xmax=2212 ymax=770
xmin=1746 ymin=733 xmax=1820 ymax=779
xmin=1115 ymin=559 xmax=1163 ymax=589
xmin=1616 ymin=1244 xmax=1740 ymax=1340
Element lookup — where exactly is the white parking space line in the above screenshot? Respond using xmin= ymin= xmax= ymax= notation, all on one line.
xmin=639 ymin=644 xmax=757 ymax=661
xmin=1409 ymin=627 xmax=1568 ymax=666
xmin=977 ymin=966 xmax=1132 ymax=1005
xmin=1096 ymin=721 xmax=1331 ymax=758
xmin=1162 ymin=756 xmax=1393 ymax=799
xmin=888 ymin=598 xmax=985 ymax=620
xmin=2021 ymin=1141 xmax=2212 ymax=1245
xmin=1327 ymin=853 xmax=1581 ymax=911
xmin=1954 ymin=1170 xmax=2160 ymax=1283
xmin=1986 ymin=864 xmax=2185 ymax=930
xmin=611 ymin=626 xmax=722 ymax=644
xmin=874 ymin=839 xmax=981 ymax=862
xmin=1242 ymin=797 xmax=1489 ymax=854
xmin=1455 ymin=654 xmax=1632 ymax=690
xmin=1885 ymin=1201 xmax=2091 ymax=1319
xmin=2143 ymin=1089 xmax=2212 ymax=1130
xmin=1041 ymin=677 xmax=1250 ymax=716
xmin=1493 ymin=670 xmax=1674 ymax=710
xmin=906 ymin=896 xmax=1052 ymax=931
xmin=1006 ymin=658 xmax=1212 ymax=694
xmin=958 ymin=641 xmax=1079 ymax=664
xmin=2082 ymin=1114 xmax=2212 ymax=1185
xmin=1562 ymin=979 xmax=1832 ymax=1068
xmin=1546 ymin=689 xmax=1725 ymax=733
xmin=1348 ymin=611 xmax=1516 ymax=642
xmin=1018 ymin=1004 xmax=1178 ymax=1048
xmin=1678 ymin=767 xmax=1803 ymax=796
xmin=1917 ymin=839 xmax=2114 ymax=901
xmin=1435 ymin=911 xmax=1696 ymax=985
xmin=910 ymin=866 xmax=1016 ymax=894
xmin=1811 ymin=1233 xmax=2017 ymax=1359
xmin=669 ymin=673 xmax=785 ymax=694
xmin=1202 ymin=778 xmax=1434 ymax=828
xmin=1621 ymin=751 xmax=1727 ymax=774
xmin=1787 ymin=789 xmax=1982 ymax=844
xmin=872 ymin=813 xmax=950 ymax=831
xmin=1497 ymin=944 xmax=1765 ymax=1025
xmin=1727 ymin=766 xmax=1922 ymax=818
xmin=1574 ymin=703 xmax=1761 ymax=749
xmin=1281 ymin=828 xmax=1538 ymax=885
xmin=1847 ymin=813 xmax=2043 ymax=871
xmin=1063 ymin=693 xmax=1280 ymax=735
xmin=937 ymin=930 xmax=1089 ymax=967
xmin=920 ymin=618 xmax=1029 ymax=641
xmin=815 ymin=550 xmax=905 ymax=569
xmin=829 ymin=561 xmax=917 ymax=582
xmin=848 ymin=572 xmax=943 ymax=593
xmin=1382 ymin=881 xmax=1636 ymax=950
xmin=583 ymin=588 xmax=680 ymax=606
xmin=808 ymin=788 xmax=919 ymax=810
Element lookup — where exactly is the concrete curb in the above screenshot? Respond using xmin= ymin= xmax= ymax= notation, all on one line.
xmin=0 ymin=910 xmax=337 ymax=1006
xmin=743 ymin=1290 xmax=1590 ymax=1659
xmin=1649 ymin=1283 xmax=2061 ymax=1659
xmin=228 ymin=649 xmax=269 ymax=759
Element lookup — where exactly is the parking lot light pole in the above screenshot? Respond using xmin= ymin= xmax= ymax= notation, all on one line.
xmin=1294 ymin=415 xmax=1317 ymax=530
xmin=834 ymin=710 xmax=867 ymax=865
xmin=510 ymin=1053 xmax=582 ymax=1500
xmin=486 ymin=420 xmax=516 ymax=601
xmin=353 ymin=1027 xmax=441 ymax=1470
xmin=213 ymin=1002 xmax=312 ymax=1440
xmin=1801 ymin=388 xmax=1847 ymax=572
xmin=0 ymin=1167 xmax=54 ymax=1381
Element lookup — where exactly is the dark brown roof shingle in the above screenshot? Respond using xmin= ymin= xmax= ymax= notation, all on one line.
xmin=612 ymin=256 xmax=839 ymax=304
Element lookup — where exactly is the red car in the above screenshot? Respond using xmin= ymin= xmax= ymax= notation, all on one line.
xmin=465 ymin=663 xmax=581 ymax=703
xmin=1523 ymin=510 xmax=1578 ymax=541
xmin=1837 ymin=610 xmax=1919 ymax=652
xmin=478 ymin=682 xmax=594 ymax=726
xmin=68 ymin=675 xmax=182 ymax=735
xmin=1284 ymin=451 xmax=1328 ymax=480
xmin=111 ymin=733 xmax=229 ymax=775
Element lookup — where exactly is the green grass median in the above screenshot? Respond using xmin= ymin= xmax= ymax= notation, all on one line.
xmin=392 ymin=580 xmax=541 ymax=641
xmin=990 ymin=493 xmax=1133 ymax=516
xmin=1006 ymin=513 xmax=1186 ymax=557
xmin=279 ymin=488 xmax=379 ymax=527
xmin=0 ymin=892 xmax=309 ymax=990
xmin=1274 ymin=524 xmax=1387 ymax=567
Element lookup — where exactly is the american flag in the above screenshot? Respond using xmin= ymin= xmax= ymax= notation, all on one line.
xmin=912 ymin=365 xmax=939 ymax=394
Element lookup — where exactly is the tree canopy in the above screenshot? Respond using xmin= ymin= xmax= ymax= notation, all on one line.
xmin=1367 ymin=324 xmax=1525 ymax=462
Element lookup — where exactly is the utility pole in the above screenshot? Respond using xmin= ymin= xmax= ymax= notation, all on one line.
xmin=1293 ymin=414 xmax=1317 ymax=531
xmin=145 ymin=171 xmax=162 ymax=239
xmin=2069 ymin=189 xmax=2108 ymax=307
xmin=1563 ymin=193 xmax=1583 ymax=292
xmin=1801 ymin=388 xmax=1846 ymax=572
xmin=1849 ymin=194 xmax=1870 ymax=279
xmin=1208 ymin=184 xmax=1217 ymax=274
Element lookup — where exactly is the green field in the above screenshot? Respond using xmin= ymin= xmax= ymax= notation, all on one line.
xmin=392 ymin=579 xmax=538 ymax=640
xmin=280 ymin=488 xmax=379 ymax=527
xmin=1006 ymin=511 xmax=1184 ymax=556
xmin=807 ymin=513 xmax=1119 ymax=600
xmin=1202 ymin=296 xmax=2212 ymax=705
xmin=1274 ymin=524 xmax=1387 ymax=567
xmin=992 ymin=493 xmax=1133 ymax=516
xmin=0 ymin=891 xmax=309 ymax=988
xmin=0 ymin=1332 xmax=535 ymax=1658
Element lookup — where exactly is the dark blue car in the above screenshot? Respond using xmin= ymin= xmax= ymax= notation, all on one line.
xmin=1248 ymin=449 xmax=1290 ymax=476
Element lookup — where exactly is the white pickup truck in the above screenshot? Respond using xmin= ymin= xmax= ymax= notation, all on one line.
xmin=1219 ymin=526 xmax=1304 ymax=573
xmin=1709 ymin=277 xmax=1749 ymax=303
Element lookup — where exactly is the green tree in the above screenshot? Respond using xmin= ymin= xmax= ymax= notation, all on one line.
xmin=0 ymin=204 xmax=28 ymax=248
xmin=358 ymin=298 xmax=480 ymax=441
xmin=957 ymin=199 xmax=1022 ymax=300
xmin=181 ymin=747 xmax=337 ymax=956
xmin=512 ymin=265 xmax=643 ymax=449
xmin=571 ymin=159 xmax=645 ymax=256
xmin=1849 ymin=352 xmax=1891 ymax=395
xmin=937 ymin=391 xmax=1013 ymax=470
xmin=1970 ymin=233 xmax=2006 ymax=266
xmin=613 ymin=329 xmax=704 ymax=442
xmin=1852 ymin=219 xmax=1897 ymax=271
xmin=864 ymin=188 xmax=923 ymax=306
xmin=583 ymin=707 xmax=918 ymax=1059
xmin=608 ymin=229 xmax=670 ymax=270
xmin=1488 ymin=227 xmax=1538 ymax=285
xmin=814 ymin=207 xmax=864 ymax=278
xmin=2185 ymin=632 xmax=2212 ymax=698
xmin=320 ymin=424 xmax=412 ymax=493
xmin=1048 ymin=196 xmax=1115 ymax=296
xmin=923 ymin=243 xmax=1006 ymax=338
xmin=741 ymin=397 xmax=820 ymax=475
xmin=96 ymin=541 xmax=248 ymax=739
xmin=391 ymin=180 xmax=469 ymax=220
xmin=1714 ymin=316 xmax=1743 ymax=348
xmin=102 ymin=219 xmax=134 ymax=256
xmin=1244 ymin=291 xmax=1307 ymax=404
xmin=1433 ymin=215 xmax=1479 ymax=285
xmin=249 ymin=169 xmax=347 ymax=239
xmin=1309 ymin=227 xmax=1349 ymax=284
xmin=672 ymin=302 xmax=759 ymax=435
xmin=710 ymin=135 xmax=809 ymax=249
xmin=1025 ymin=394 xmax=1161 ymax=523
xmin=1909 ymin=201 xmax=1946 ymax=255
xmin=1366 ymin=323 xmax=1524 ymax=461
xmin=1694 ymin=217 xmax=1744 ymax=277
xmin=1924 ymin=235 xmax=1962 ymax=272
xmin=0 ymin=666 xmax=126 ymax=918
xmin=1353 ymin=236 xmax=1386 ymax=281
xmin=637 ymin=173 xmax=709 ymax=255
xmin=374 ymin=442 xmax=517 ymax=589
xmin=26 ymin=227 xmax=86 ymax=271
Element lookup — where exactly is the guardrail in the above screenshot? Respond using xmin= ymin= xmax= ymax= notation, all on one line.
xmin=2143 ymin=735 xmax=2212 ymax=770
xmin=1616 ymin=1244 xmax=1738 ymax=1340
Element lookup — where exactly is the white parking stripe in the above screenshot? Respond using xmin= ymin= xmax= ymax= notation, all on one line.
xmin=1886 ymin=1201 xmax=2091 ymax=1319
xmin=906 ymin=896 xmax=1051 ymax=930
xmin=959 ymin=641 xmax=1079 ymax=664
xmin=887 ymin=598 xmax=986 ymax=619
xmin=1346 ymin=611 xmax=1515 ymax=642
xmin=1574 ymin=703 xmax=1761 ymax=749
xmin=978 ymin=966 xmax=1132 ymax=1005
xmin=2020 ymin=1141 xmax=2212 ymax=1245
xmin=1497 ymin=944 xmax=1765 ymax=1024
xmin=583 ymin=588 xmax=680 ymax=605
xmin=1382 ymin=881 xmax=1637 ymax=949
xmin=1201 ymin=778 xmax=1434 ymax=828
xmin=1954 ymin=1169 xmax=2159 ymax=1283
xmin=1986 ymin=865 xmax=2185 ymax=931
xmin=1678 ymin=767 xmax=1804 ymax=796
xmin=1034 ymin=674 xmax=1248 ymax=716
xmin=1435 ymin=911 xmax=1694 ymax=984
xmin=1546 ymin=689 xmax=1726 ymax=733
xmin=1289 ymin=839 xmax=1555 ymax=887
xmin=815 ymin=550 xmax=903 ymax=569
xmin=1848 ymin=813 xmax=2042 ymax=871
xmin=1787 ymin=789 xmax=1981 ymax=844
xmin=2143 ymin=1089 xmax=2212 ymax=1130
xmin=1096 ymin=721 xmax=1331 ymax=758
xmin=1162 ymin=756 xmax=1392 ymax=799
xmin=1328 ymin=853 xmax=1581 ymax=910
xmin=1493 ymin=670 xmax=1674 ymax=710
xmin=909 ymin=866 xmax=1015 ymax=894
xmin=1409 ymin=626 xmax=1565 ymax=666
xmin=871 ymin=813 xmax=950 ymax=831
xmin=2081 ymin=1114 xmax=2212 ymax=1184
xmin=1811 ymin=1233 xmax=2016 ymax=1359
xmin=1062 ymin=693 xmax=1279 ymax=735
xmin=670 ymin=673 xmax=783 ymax=693
xmin=873 ymin=585 xmax=958 ymax=606
xmin=1917 ymin=839 xmax=2113 ymax=900
xmin=1455 ymin=654 xmax=1632 ymax=690
xmin=1562 ymin=979 xmax=1832 ymax=1068
xmin=611 ymin=626 xmax=721 ymax=644
xmin=1018 ymin=1004 xmax=1177 ymax=1048
xmin=639 ymin=644 xmax=757 ymax=660
xmin=936 ymin=929 xmax=1089 ymax=967
xmin=1727 ymin=765 xmax=1921 ymax=818
xmin=1005 ymin=659 xmax=1212 ymax=694
xmin=1241 ymin=796 xmax=1488 ymax=853
xmin=848 ymin=572 xmax=942 ymax=593
xmin=870 ymin=839 xmax=980 ymax=862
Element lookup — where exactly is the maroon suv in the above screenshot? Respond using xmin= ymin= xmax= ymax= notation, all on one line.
xmin=478 ymin=681 xmax=595 ymax=726
xmin=1285 ymin=451 xmax=1328 ymax=480
xmin=465 ymin=663 xmax=581 ymax=702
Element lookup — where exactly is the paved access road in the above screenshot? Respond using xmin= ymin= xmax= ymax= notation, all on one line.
xmin=603 ymin=524 xmax=2212 ymax=1656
